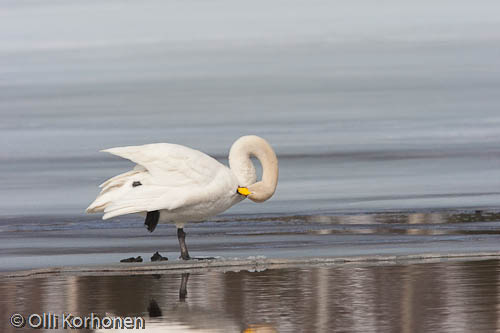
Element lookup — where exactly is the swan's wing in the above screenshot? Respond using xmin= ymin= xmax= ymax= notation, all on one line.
xmin=102 ymin=143 xmax=222 ymax=188
xmin=94 ymin=143 xmax=229 ymax=219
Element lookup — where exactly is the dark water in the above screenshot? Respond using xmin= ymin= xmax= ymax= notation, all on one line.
xmin=2 ymin=259 xmax=500 ymax=332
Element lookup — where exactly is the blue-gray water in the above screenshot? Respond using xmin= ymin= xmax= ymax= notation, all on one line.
xmin=2 ymin=1 xmax=500 ymax=332
xmin=2 ymin=0 xmax=500 ymax=217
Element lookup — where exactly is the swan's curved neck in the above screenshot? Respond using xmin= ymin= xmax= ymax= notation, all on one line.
xmin=228 ymin=135 xmax=278 ymax=202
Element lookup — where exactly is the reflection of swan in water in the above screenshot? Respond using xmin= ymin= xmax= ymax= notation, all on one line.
xmin=95 ymin=273 xmax=240 ymax=332
xmin=179 ymin=273 xmax=189 ymax=301
xmin=87 ymin=135 xmax=278 ymax=260
xmin=141 ymin=296 xmax=276 ymax=333
xmin=94 ymin=273 xmax=276 ymax=333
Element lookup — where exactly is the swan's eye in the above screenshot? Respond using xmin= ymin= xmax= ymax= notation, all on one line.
xmin=132 ymin=181 xmax=142 ymax=187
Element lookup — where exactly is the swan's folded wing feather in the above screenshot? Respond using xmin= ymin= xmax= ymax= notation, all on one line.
xmin=102 ymin=184 xmax=188 ymax=219
xmin=102 ymin=143 xmax=223 ymax=188
xmin=98 ymin=143 xmax=228 ymax=218
xmin=99 ymin=165 xmax=146 ymax=189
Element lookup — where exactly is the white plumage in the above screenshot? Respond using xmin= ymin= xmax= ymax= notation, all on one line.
xmin=87 ymin=143 xmax=243 ymax=223
xmin=87 ymin=135 xmax=278 ymax=228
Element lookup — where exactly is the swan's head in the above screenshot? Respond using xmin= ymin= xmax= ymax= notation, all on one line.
xmin=230 ymin=135 xmax=278 ymax=203
xmin=238 ymin=182 xmax=277 ymax=203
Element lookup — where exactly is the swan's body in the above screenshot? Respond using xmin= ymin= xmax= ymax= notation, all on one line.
xmin=86 ymin=135 xmax=278 ymax=259
xmin=87 ymin=143 xmax=244 ymax=224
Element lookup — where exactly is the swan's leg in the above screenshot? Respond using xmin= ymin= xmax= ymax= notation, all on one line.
xmin=177 ymin=227 xmax=191 ymax=260
xmin=177 ymin=227 xmax=216 ymax=260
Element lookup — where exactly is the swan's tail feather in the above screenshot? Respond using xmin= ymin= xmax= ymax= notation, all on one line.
xmin=86 ymin=190 xmax=116 ymax=214
xmin=87 ymin=166 xmax=174 ymax=220
xmin=102 ymin=206 xmax=143 ymax=220
xmin=100 ymin=187 xmax=167 ymax=219
xmin=86 ymin=166 xmax=148 ymax=216
xmin=86 ymin=189 xmax=118 ymax=214
xmin=101 ymin=197 xmax=151 ymax=220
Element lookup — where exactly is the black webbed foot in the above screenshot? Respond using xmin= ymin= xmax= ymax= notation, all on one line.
xmin=151 ymin=251 xmax=168 ymax=262
xmin=195 ymin=256 xmax=216 ymax=260
xmin=179 ymin=256 xmax=216 ymax=260
xmin=120 ymin=256 xmax=143 ymax=263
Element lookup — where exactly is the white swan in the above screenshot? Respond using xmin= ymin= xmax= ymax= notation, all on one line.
xmin=86 ymin=135 xmax=278 ymax=260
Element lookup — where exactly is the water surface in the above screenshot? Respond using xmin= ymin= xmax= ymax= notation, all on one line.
xmin=2 ymin=259 xmax=500 ymax=332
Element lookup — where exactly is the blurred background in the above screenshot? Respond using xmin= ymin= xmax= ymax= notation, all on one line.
xmin=2 ymin=0 xmax=500 ymax=217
